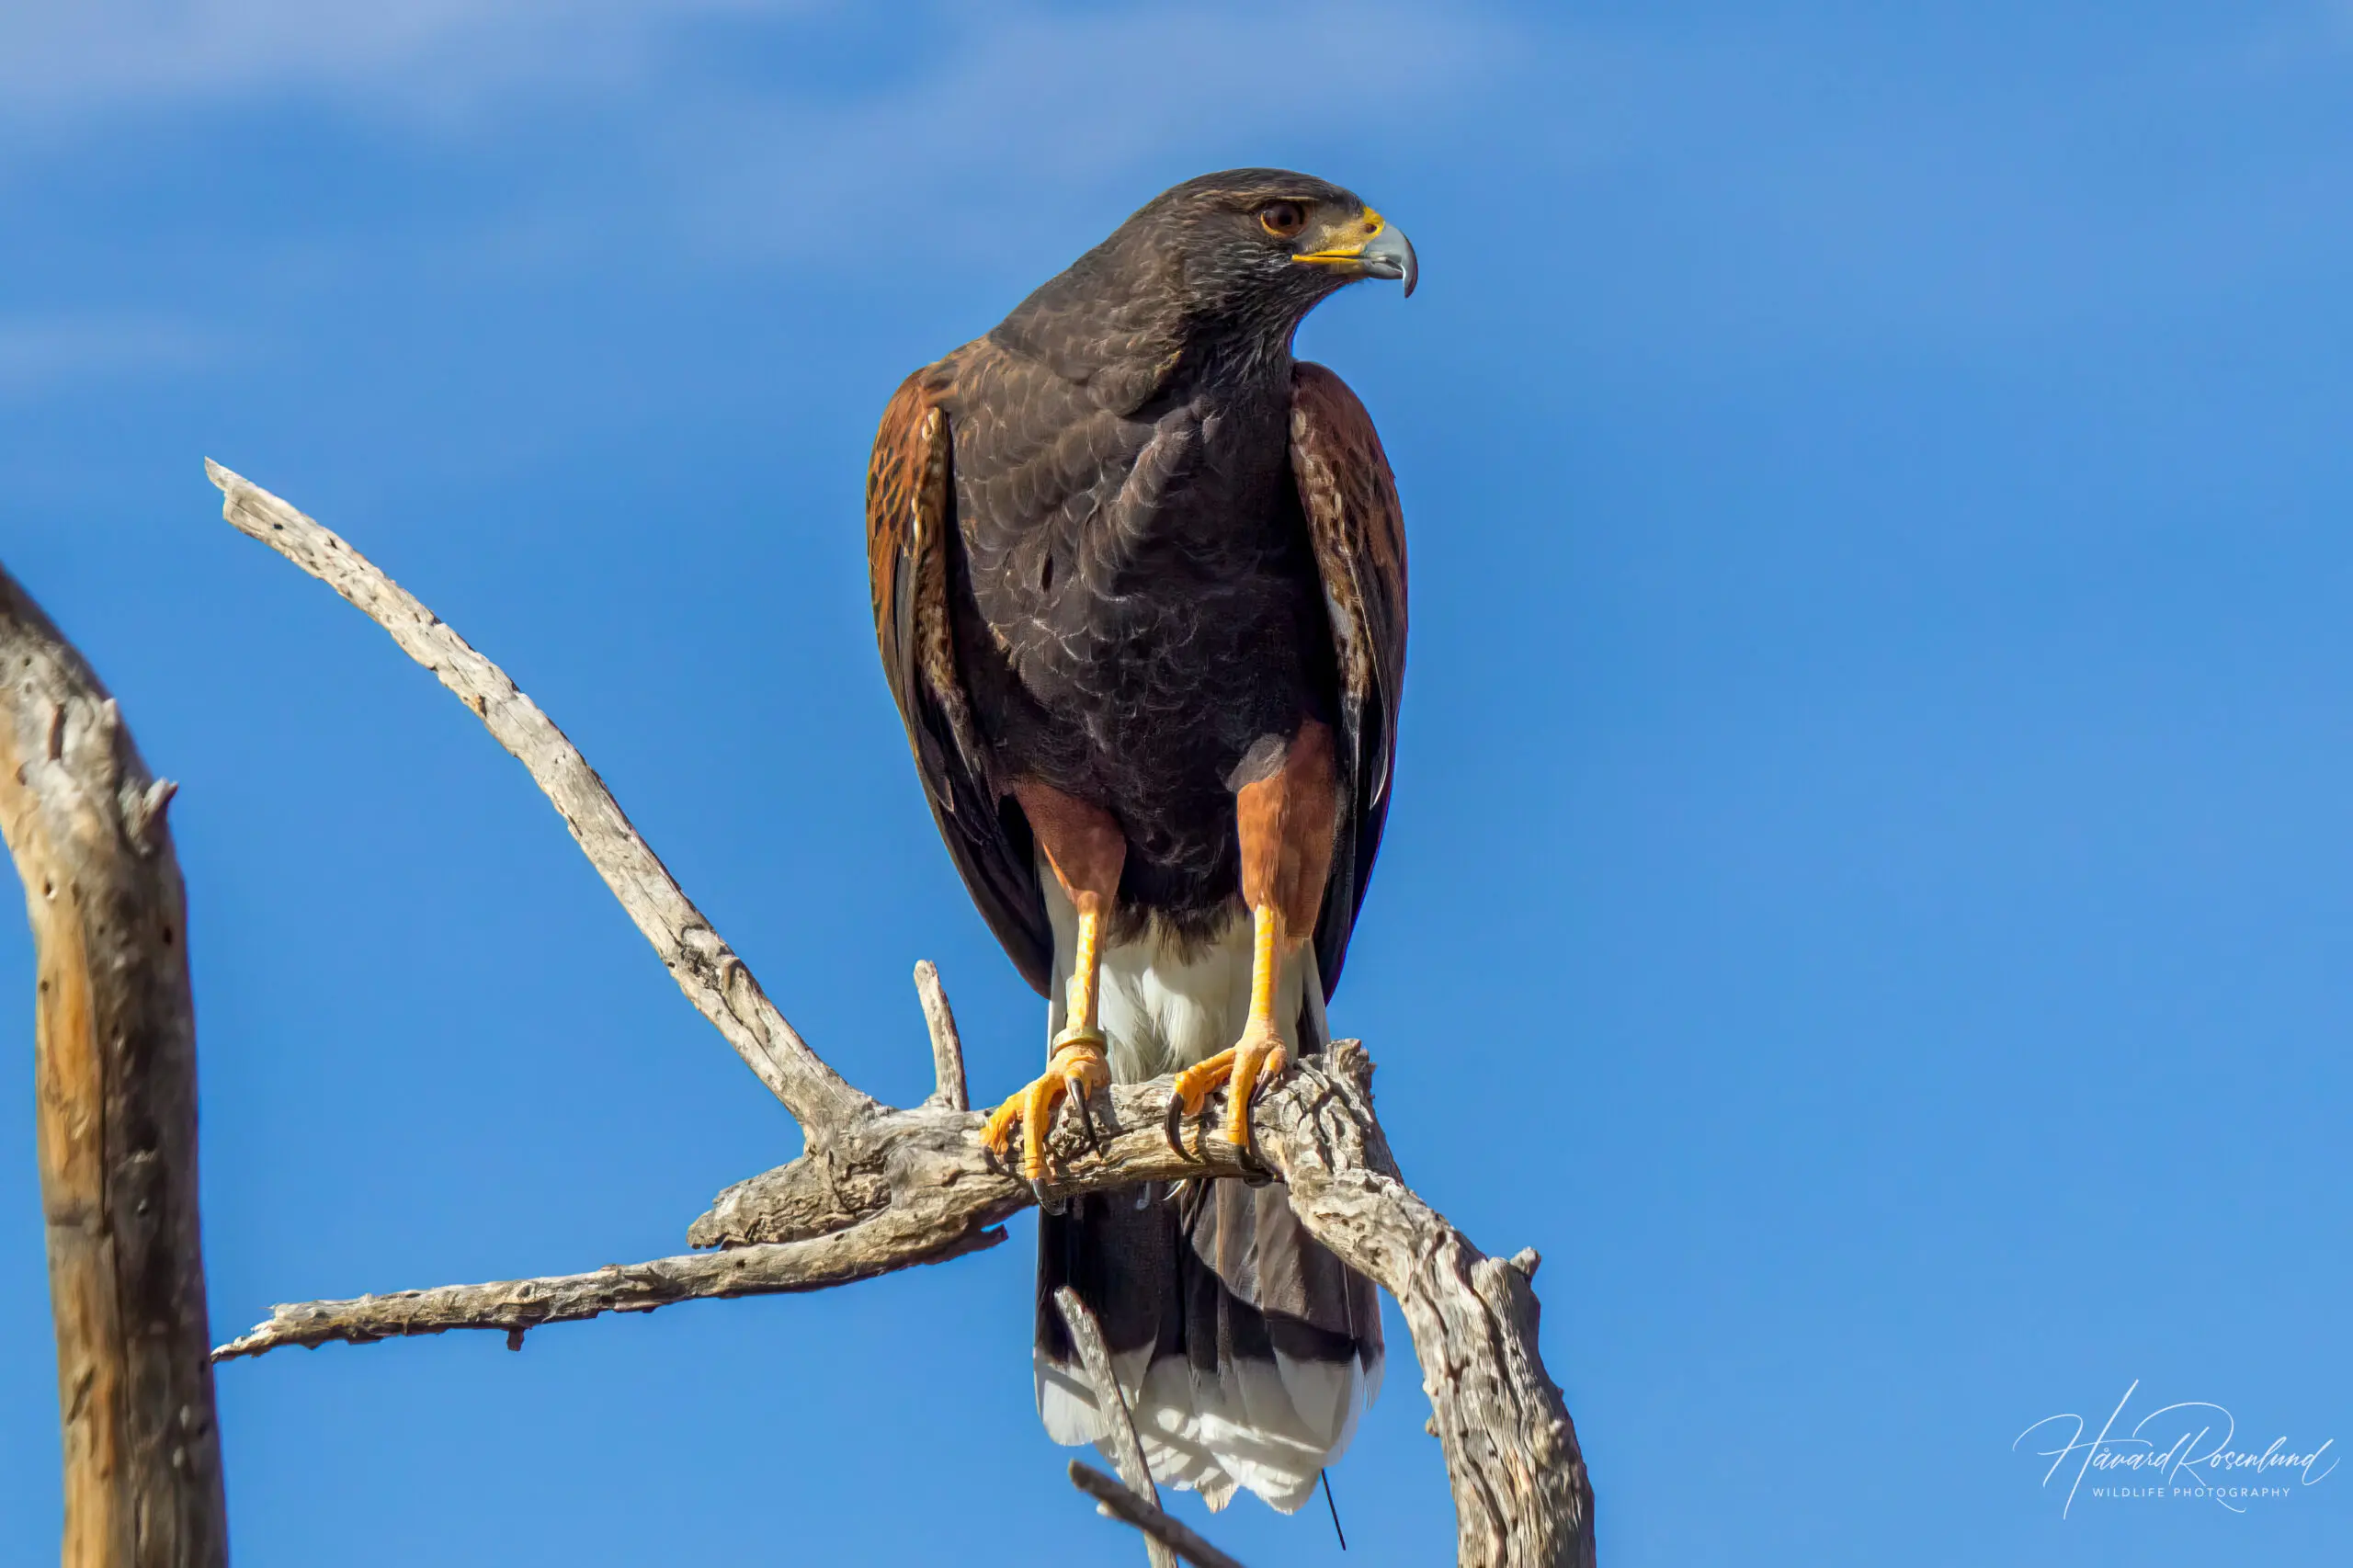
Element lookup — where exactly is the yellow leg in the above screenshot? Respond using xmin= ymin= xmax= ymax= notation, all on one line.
xmin=982 ymin=897 xmax=1111 ymax=1201
xmin=1062 ymin=894 xmax=1107 ymax=1050
xmin=1165 ymin=902 xmax=1291 ymax=1155
xmin=1245 ymin=897 xmax=1280 ymax=1043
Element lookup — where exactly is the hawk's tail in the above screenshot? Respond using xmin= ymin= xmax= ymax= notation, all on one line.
xmin=1034 ymin=1172 xmax=1384 ymax=1512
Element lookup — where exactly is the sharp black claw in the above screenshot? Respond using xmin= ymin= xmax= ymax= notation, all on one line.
xmin=1074 ymin=1090 xmax=1101 ymax=1150
xmin=1031 ymin=1176 xmax=1065 ymax=1215
xmin=1164 ymin=1094 xmax=1193 ymax=1159
xmin=1240 ymin=1096 xmax=1270 ymax=1176
xmin=1240 ymin=1123 xmax=1274 ymax=1185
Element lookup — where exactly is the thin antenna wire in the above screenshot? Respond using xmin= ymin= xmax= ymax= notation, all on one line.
xmin=1321 ymin=1470 xmax=1347 ymax=1551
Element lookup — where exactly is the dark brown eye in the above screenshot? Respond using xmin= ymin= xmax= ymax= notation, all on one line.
xmin=1258 ymin=200 xmax=1307 ymax=239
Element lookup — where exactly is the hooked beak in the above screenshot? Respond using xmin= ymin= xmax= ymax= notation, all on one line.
xmin=1293 ymin=210 xmax=1418 ymax=298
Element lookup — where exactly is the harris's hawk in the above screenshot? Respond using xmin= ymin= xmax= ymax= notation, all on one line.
xmin=866 ymin=170 xmax=1412 ymax=1512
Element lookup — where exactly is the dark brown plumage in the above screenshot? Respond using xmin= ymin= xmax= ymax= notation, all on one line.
xmin=865 ymin=168 xmax=1412 ymax=1512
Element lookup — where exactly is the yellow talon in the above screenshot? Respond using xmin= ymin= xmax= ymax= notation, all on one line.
xmin=1222 ymin=1031 xmax=1287 ymax=1148
xmin=1163 ymin=893 xmax=1294 ymax=1158
xmin=1164 ymin=1027 xmax=1288 ymax=1156
xmin=983 ymin=1035 xmax=1110 ymax=1199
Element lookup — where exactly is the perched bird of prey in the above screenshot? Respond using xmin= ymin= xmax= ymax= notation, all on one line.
xmin=866 ymin=169 xmax=1412 ymax=1512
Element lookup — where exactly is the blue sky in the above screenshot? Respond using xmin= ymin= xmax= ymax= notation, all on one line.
xmin=3 ymin=2 xmax=2349 ymax=1562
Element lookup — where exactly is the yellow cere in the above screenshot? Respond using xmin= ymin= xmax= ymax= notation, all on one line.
xmin=1292 ymin=208 xmax=1387 ymax=265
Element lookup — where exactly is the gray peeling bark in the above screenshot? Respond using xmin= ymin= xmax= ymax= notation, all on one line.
xmin=201 ymin=464 xmax=1596 ymax=1568
xmin=0 ymin=564 xmax=229 ymax=1567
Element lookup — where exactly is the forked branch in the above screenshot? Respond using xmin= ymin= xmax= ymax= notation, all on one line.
xmin=202 ymin=464 xmax=1596 ymax=1568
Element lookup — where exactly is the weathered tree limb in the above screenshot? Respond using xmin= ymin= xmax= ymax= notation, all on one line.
xmin=913 ymin=959 xmax=967 ymax=1111
xmin=0 ymin=563 xmax=230 ymax=1567
xmin=1069 ymin=1462 xmax=1251 ymax=1568
xmin=205 ymin=468 xmax=1597 ymax=1568
xmin=1053 ymin=1287 xmax=1176 ymax=1568
xmin=204 ymin=460 xmax=867 ymax=1141
xmin=213 ymin=1211 xmax=1005 ymax=1360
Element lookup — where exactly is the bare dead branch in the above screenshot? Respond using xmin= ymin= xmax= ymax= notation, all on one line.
xmin=203 ymin=468 xmax=1596 ymax=1568
xmin=1054 ymin=1287 xmax=1176 ymax=1568
xmin=223 ymin=1048 xmax=1595 ymax=1562
xmin=0 ymin=562 xmax=229 ymax=1566
xmin=914 ymin=959 xmax=968 ymax=1110
xmin=205 ymin=460 xmax=869 ymax=1141
xmin=1069 ymin=1462 xmax=1251 ymax=1568
xmin=213 ymin=1212 xmax=1005 ymax=1360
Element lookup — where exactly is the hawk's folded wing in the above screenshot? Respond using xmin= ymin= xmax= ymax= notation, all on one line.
xmin=867 ymin=363 xmax=1053 ymax=994
xmin=1290 ymin=361 xmax=1410 ymax=994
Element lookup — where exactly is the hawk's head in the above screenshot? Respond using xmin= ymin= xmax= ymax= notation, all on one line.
xmin=994 ymin=169 xmax=1415 ymax=391
xmin=1129 ymin=167 xmax=1416 ymax=310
